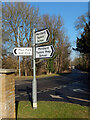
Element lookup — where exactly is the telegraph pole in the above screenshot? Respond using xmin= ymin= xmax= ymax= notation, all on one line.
xmin=32 ymin=28 xmax=37 ymax=109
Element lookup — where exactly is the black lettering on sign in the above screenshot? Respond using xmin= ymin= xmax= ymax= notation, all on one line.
xmin=36 ymin=31 xmax=45 ymax=35
xmin=37 ymin=35 xmax=44 ymax=39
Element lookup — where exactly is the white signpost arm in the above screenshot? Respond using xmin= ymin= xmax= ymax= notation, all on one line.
xmin=32 ymin=28 xmax=37 ymax=109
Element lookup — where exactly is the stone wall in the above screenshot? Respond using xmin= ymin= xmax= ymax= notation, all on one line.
xmin=0 ymin=69 xmax=16 ymax=120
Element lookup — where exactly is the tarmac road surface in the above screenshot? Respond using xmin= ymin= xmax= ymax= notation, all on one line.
xmin=15 ymin=69 xmax=90 ymax=106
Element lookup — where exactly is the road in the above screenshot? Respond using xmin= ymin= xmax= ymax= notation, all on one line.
xmin=15 ymin=69 xmax=90 ymax=106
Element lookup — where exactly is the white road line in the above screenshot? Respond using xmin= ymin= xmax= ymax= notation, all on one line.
xmin=37 ymin=85 xmax=67 ymax=93
xmin=67 ymin=96 xmax=90 ymax=102
xmin=19 ymin=92 xmax=27 ymax=95
xmin=43 ymin=89 xmax=49 ymax=92
xmin=50 ymin=94 xmax=63 ymax=99
xmin=37 ymin=91 xmax=41 ymax=93
xmin=47 ymin=88 xmax=53 ymax=91
xmin=54 ymin=87 xmax=58 ymax=89
xmin=73 ymin=89 xmax=89 ymax=94
xmin=51 ymin=88 xmax=56 ymax=90
xmin=15 ymin=95 xmax=20 ymax=97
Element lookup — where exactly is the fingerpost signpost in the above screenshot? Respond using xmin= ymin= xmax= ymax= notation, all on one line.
xmin=13 ymin=28 xmax=55 ymax=109
xmin=13 ymin=47 xmax=32 ymax=56
xmin=35 ymin=28 xmax=50 ymax=44
xmin=36 ymin=45 xmax=54 ymax=59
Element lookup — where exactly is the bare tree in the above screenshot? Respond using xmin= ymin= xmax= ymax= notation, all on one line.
xmin=2 ymin=2 xmax=40 ymax=75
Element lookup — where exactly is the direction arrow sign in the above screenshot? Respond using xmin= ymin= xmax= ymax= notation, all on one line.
xmin=35 ymin=28 xmax=50 ymax=44
xmin=36 ymin=45 xmax=55 ymax=59
xmin=13 ymin=47 xmax=32 ymax=56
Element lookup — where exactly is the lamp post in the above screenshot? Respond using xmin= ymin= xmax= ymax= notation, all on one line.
xmin=18 ymin=26 xmax=23 ymax=77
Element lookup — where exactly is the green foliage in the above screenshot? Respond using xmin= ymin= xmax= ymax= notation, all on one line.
xmin=73 ymin=13 xmax=90 ymax=72
xmin=76 ymin=23 xmax=90 ymax=54
xmin=72 ymin=54 xmax=90 ymax=72
xmin=74 ymin=13 xmax=90 ymax=54
xmin=47 ymin=58 xmax=55 ymax=73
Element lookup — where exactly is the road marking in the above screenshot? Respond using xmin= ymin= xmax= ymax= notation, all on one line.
xmin=54 ymin=87 xmax=58 ymax=89
xmin=43 ymin=89 xmax=49 ymax=92
xmin=37 ymin=90 xmax=44 ymax=93
xmin=73 ymin=89 xmax=89 ymax=94
xmin=51 ymin=88 xmax=56 ymax=90
xmin=37 ymin=85 xmax=68 ymax=94
xmin=37 ymin=91 xmax=41 ymax=93
xmin=15 ymin=95 xmax=20 ymax=97
xmin=19 ymin=92 xmax=27 ymax=95
xmin=67 ymin=96 xmax=90 ymax=102
xmin=50 ymin=94 xmax=63 ymax=99
xmin=80 ymin=71 xmax=88 ymax=73
xmin=47 ymin=88 xmax=53 ymax=90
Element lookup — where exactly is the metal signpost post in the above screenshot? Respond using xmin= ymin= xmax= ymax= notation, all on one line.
xmin=32 ymin=29 xmax=37 ymax=109
xmin=13 ymin=28 xmax=55 ymax=109
xmin=32 ymin=28 xmax=50 ymax=109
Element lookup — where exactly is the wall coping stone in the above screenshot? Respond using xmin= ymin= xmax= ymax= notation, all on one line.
xmin=0 ymin=69 xmax=16 ymax=74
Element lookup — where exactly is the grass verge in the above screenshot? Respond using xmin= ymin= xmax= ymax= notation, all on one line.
xmin=15 ymin=74 xmax=59 ymax=80
xmin=17 ymin=101 xmax=89 ymax=118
